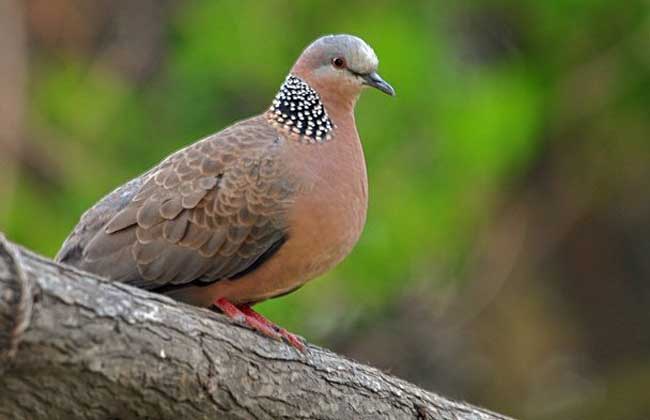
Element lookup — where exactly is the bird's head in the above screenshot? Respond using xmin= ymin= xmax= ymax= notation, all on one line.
xmin=291 ymin=34 xmax=395 ymax=106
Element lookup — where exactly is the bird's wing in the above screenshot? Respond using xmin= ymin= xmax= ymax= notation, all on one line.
xmin=58 ymin=117 xmax=295 ymax=290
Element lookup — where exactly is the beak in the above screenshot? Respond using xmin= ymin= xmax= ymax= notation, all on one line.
xmin=362 ymin=71 xmax=396 ymax=96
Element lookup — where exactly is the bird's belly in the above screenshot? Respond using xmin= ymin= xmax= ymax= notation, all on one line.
xmin=288 ymin=192 xmax=367 ymax=277
xmin=168 ymin=134 xmax=369 ymax=307
xmin=168 ymin=185 xmax=367 ymax=307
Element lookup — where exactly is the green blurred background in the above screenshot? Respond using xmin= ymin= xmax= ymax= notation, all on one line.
xmin=1 ymin=0 xmax=649 ymax=418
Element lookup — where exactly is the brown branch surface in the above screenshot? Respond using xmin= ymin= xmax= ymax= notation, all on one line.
xmin=0 ymin=235 xmax=512 ymax=420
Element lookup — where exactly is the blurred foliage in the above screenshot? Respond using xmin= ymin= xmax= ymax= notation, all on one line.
xmin=2 ymin=0 xmax=649 ymax=418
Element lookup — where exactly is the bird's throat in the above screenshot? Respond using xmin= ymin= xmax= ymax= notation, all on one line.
xmin=267 ymin=75 xmax=334 ymax=144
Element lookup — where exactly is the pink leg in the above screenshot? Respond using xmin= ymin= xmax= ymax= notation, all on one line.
xmin=239 ymin=305 xmax=305 ymax=352
xmin=214 ymin=298 xmax=281 ymax=341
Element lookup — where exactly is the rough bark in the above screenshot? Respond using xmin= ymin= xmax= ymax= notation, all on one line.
xmin=0 ymin=234 xmax=511 ymax=420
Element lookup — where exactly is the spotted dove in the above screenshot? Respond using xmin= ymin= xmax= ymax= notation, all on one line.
xmin=56 ymin=34 xmax=395 ymax=350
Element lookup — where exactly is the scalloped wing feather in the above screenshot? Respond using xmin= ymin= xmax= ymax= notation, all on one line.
xmin=64 ymin=116 xmax=295 ymax=292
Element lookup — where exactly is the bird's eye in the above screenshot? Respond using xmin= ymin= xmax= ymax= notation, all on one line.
xmin=332 ymin=57 xmax=346 ymax=69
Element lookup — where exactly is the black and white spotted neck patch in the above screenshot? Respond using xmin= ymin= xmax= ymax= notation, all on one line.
xmin=267 ymin=75 xmax=334 ymax=143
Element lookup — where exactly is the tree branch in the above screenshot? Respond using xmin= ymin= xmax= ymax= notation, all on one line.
xmin=0 ymin=234 xmax=511 ymax=420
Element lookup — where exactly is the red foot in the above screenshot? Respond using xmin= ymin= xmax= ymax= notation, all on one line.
xmin=214 ymin=298 xmax=305 ymax=352
xmin=239 ymin=305 xmax=305 ymax=351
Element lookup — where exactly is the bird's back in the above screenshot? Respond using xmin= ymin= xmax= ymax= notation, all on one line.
xmin=57 ymin=115 xmax=295 ymax=292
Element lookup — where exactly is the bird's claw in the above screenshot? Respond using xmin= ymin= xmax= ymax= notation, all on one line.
xmin=214 ymin=298 xmax=306 ymax=352
xmin=276 ymin=327 xmax=305 ymax=351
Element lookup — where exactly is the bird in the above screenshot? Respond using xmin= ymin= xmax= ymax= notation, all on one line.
xmin=56 ymin=34 xmax=395 ymax=351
